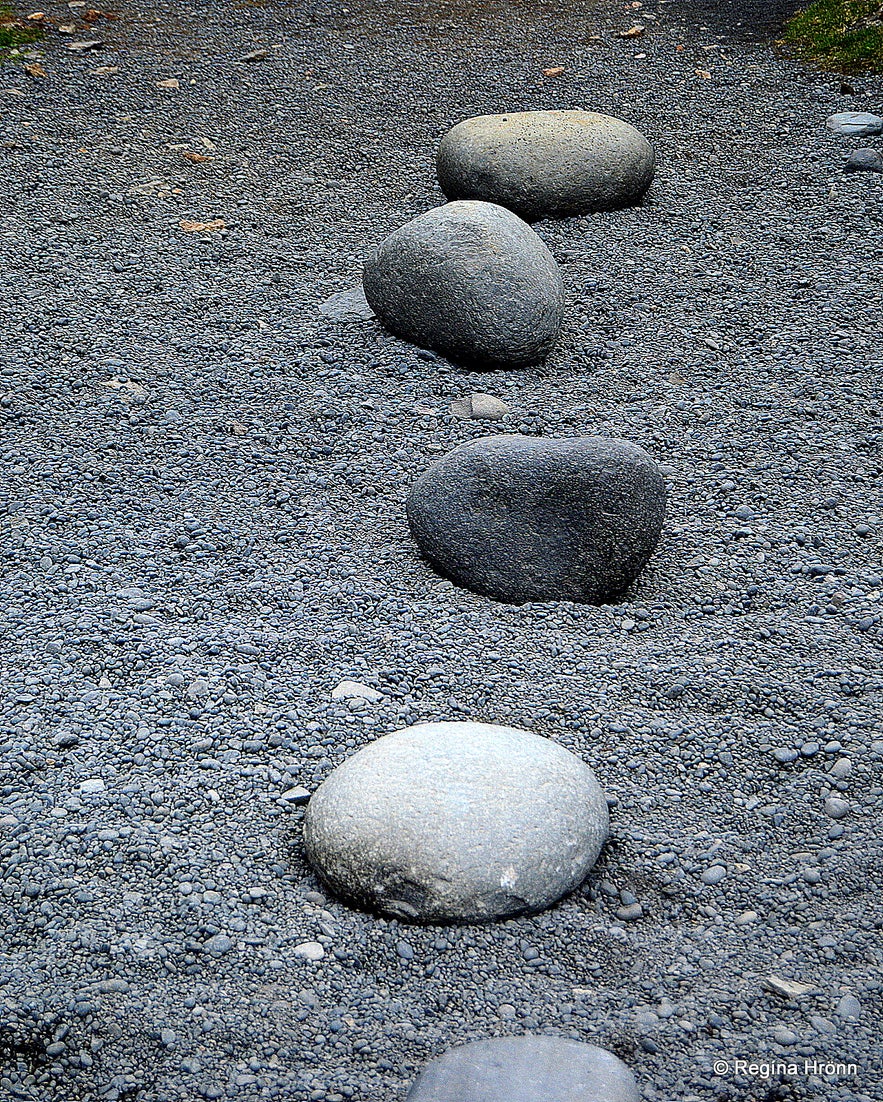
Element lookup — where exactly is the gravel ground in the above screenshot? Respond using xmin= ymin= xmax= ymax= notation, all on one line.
xmin=1 ymin=1 xmax=882 ymax=1100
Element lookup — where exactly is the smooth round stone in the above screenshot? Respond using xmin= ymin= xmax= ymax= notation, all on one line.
xmin=406 ymin=1037 xmax=640 ymax=1102
xmin=826 ymin=111 xmax=883 ymax=137
xmin=362 ymin=200 xmax=564 ymax=368
xmin=824 ymin=797 xmax=850 ymax=820
xmin=303 ymin=722 xmax=609 ymax=923
xmin=406 ymin=435 xmax=666 ymax=605
xmin=436 ymin=110 xmax=655 ymax=221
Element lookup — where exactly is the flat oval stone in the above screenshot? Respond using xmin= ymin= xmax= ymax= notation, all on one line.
xmin=826 ymin=111 xmax=883 ymax=137
xmin=362 ymin=200 xmax=564 ymax=368
xmin=437 ymin=110 xmax=655 ymax=220
xmin=303 ymin=722 xmax=609 ymax=923
xmin=407 ymin=1037 xmax=641 ymax=1102
xmin=406 ymin=435 xmax=666 ymax=604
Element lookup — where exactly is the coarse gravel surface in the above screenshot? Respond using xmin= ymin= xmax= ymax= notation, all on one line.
xmin=1 ymin=1 xmax=882 ymax=1101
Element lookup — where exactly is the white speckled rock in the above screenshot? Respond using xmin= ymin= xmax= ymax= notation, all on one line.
xmin=437 ymin=110 xmax=655 ymax=220
xmin=303 ymin=722 xmax=609 ymax=923
xmin=406 ymin=1037 xmax=641 ymax=1102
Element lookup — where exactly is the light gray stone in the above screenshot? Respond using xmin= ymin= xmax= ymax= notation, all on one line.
xmin=303 ymin=721 xmax=609 ymax=923
xmin=824 ymin=797 xmax=850 ymax=820
xmin=362 ymin=201 xmax=564 ymax=369
xmin=763 ymin=976 xmax=815 ymax=1000
xmin=701 ymin=864 xmax=727 ymax=885
xmin=406 ymin=1037 xmax=640 ymax=1102
xmin=293 ymin=941 xmax=325 ymax=962
xmin=186 ymin=678 xmax=210 ymax=699
xmin=449 ymin=393 xmax=510 ymax=421
xmin=827 ymin=112 xmax=883 ymax=137
xmin=406 ymin=435 xmax=666 ymax=605
xmin=836 ymin=994 xmax=862 ymax=1020
xmin=202 ymin=934 xmax=233 ymax=956
xmin=436 ymin=110 xmax=655 ymax=221
xmin=318 ymin=286 xmax=375 ymax=320
xmin=331 ymin=679 xmax=384 ymax=702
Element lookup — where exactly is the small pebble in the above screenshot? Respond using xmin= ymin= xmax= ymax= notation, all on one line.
xmin=294 ymin=942 xmax=325 ymax=962
xmin=330 ymin=679 xmax=384 ymax=702
xmin=836 ymin=994 xmax=862 ymax=1020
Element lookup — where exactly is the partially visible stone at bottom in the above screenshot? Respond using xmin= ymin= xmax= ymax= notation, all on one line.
xmin=406 ymin=1037 xmax=641 ymax=1102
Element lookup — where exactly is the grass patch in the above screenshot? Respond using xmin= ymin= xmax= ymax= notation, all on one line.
xmin=0 ymin=4 xmax=44 ymax=51
xmin=784 ymin=0 xmax=883 ymax=72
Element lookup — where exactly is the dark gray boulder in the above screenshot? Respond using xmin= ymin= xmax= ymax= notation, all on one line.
xmin=407 ymin=1037 xmax=641 ymax=1102
xmin=844 ymin=147 xmax=883 ymax=174
xmin=406 ymin=434 xmax=666 ymax=605
xmin=436 ymin=110 xmax=655 ymax=221
xmin=362 ymin=201 xmax=564 ymax=368
xmin=303 ymin=721 xmax=609 ymax=923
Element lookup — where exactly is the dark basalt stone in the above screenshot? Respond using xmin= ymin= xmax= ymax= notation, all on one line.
xmin=406 ymin=434 xmax=666 ymax=605
xmin=844 ymin=147 xmax=883 ymax=174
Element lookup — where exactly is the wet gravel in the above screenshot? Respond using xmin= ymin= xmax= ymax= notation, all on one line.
xmin=1 ymin=0 xmax=882 ymax=1100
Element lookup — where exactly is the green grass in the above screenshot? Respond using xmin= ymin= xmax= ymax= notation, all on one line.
xmin=784 ymin=0 xmax=883 ymax=73
xmin=0 ymin=4 xmax=44 ymax=51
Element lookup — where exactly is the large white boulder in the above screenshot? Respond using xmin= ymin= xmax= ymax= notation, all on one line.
xmin=303 ymin=722 xmax=609 ymax=923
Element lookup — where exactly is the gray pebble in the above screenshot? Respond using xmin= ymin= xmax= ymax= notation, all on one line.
xmin=824 ymin=797 xmax=850 ymax=820
xmin=836 ymin=994 xmax=862 ymax=1020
